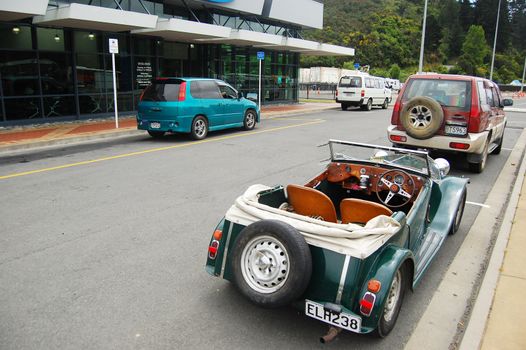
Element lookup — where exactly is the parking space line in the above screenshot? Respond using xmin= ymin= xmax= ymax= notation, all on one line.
xmin=466 ymin=201 xmax=491 ymax=208
xmin=0 ymin=119 xmax=325 ymax=180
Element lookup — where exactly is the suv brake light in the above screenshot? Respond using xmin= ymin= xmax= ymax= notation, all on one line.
xmin=178 ymin=81 xmax=187 ymax=101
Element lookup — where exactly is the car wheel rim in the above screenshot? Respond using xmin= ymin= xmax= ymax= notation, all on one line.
xmin=246 ymin=112 xmax=255 ymax=128
xmin=240 ymin=235 xmax=290 ymax=294
xmin=409 ymin=105 xmax=433 ymax=129
xmin=194 ymin=119 xmax=206 ymax=137
xmin=383 ymin=270 xmax=402 ymax=323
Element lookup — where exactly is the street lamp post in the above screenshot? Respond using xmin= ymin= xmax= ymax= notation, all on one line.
xmin=418 ymin=0 xmax=428 ymax=74
xmin=521 ymin=56 xmax=526 ymax=94
xmin=489 ymin=0 xmax=502 ymax=81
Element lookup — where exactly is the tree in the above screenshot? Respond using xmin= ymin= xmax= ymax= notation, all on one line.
xmin=389 ymin=64 xmax=401 ymax=79
xmin=475 ymin=0 xmax=511 ymax=52
xmin=459 ymin=25 xmax=491 ymax=76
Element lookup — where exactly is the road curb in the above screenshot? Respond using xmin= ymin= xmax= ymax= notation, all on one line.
xmin=458 ymin=129 xmax=526 ymax=349
xmin=404 ymin=129 xmax=526 ymax=350
xmin=0 ymin=129 xmax=143 ymax=154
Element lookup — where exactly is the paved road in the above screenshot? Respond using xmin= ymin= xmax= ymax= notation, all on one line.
xmin=0 ymin=109 xmax=524 ymax=349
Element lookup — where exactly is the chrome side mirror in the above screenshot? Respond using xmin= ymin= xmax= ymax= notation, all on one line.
xmin=435 ymin=158 xmax=450 ymax=177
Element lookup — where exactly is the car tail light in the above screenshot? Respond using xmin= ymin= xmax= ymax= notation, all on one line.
xmin=359 ymin=292 xmax=376 ymax=317
xmin=393 ymin=100 xmax=401 ymax=113
xmin=449 ymin=142 xmax=470 ymax=150
xmin=390 ymin=135 xmax=407 ymax=142
xmin=361 ymin=90 xmax=365 ymax=97
xmin=178 ymin=81 xmax=187 ymax=101
xmin=208 ymin=240 xmax=220 ymax=259
xmin=139 ymin=89 xmax=146 ymax=101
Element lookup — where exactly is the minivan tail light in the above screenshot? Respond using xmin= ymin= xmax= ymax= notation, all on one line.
xmin=361 ymin=90 xmax=365 ymax=97
xmin=178 ymin=81 xmax=187 ymax=101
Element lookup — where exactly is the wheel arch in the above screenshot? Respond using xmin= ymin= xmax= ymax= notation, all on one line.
xmin=358 ymin=246 xmax=414 ymax=326
xmin=245 ymin=107 xmax=259 ymax=122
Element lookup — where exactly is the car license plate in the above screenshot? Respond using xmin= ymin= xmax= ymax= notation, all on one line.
xmin=445 ymin=125 xmax=467 ymax=136
xmin=305 ymin=300 xmax=361 ymax=333
xmin=150 ymin=122 xmax=161 ymax=129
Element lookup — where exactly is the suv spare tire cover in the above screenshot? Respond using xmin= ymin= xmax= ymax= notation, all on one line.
xmin=231 ymin=219 xmax=312 ymax=308
xmin=400 ymin=96 xmax=444 ymax=140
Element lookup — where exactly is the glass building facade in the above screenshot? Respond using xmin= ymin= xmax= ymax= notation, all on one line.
xmin=0 ymin=23 xmax=299 ymax=124
xmin=0 ymin=0 xmax=337 ymax=125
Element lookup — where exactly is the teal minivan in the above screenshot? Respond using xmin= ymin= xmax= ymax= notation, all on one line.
xmin=137 ymin=78 xmax=260 ymax=140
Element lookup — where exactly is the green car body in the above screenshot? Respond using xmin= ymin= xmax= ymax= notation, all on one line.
xmin=205 ymin=140 xmax=468 ymax=337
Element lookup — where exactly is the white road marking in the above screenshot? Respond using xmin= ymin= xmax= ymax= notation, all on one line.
xmin=502 ymin=147 xmax=513 ymax=151
xmin=466 ymin=201 xmax=491 ymax=208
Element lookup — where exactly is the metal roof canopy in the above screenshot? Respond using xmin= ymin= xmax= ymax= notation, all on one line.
xmin=300 ymin=43 xmax=355 ymax=57
xmin=132 ymin=18 xmax=231 ymax=42
xmin=33 ymin=3 xmax=158 ymax=32
xmin=196 ymin=29 xmax=282 ymax=47
xmin=0 ymin=0 xmax=48 ymax=21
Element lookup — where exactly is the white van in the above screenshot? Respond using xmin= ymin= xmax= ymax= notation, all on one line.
xmin=336 ymin=72 xmax=391 ymax=111
xmin=386 ymin=78 xmax=401 ymax=92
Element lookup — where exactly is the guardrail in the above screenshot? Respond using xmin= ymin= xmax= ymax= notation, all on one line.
xmin=299 ymin=83 xmax=337 ymax=100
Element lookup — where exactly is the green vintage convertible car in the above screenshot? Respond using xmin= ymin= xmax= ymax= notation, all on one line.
xmin=205 ymin=140 xmax=467 ymax=340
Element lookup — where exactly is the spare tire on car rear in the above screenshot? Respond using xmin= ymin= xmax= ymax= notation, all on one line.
xmin=231 ymin=220 xmax=312 ymax=308
xmin=400 ymin=96 xmax=444 ymax=140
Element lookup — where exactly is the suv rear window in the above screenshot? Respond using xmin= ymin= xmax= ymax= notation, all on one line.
xmin=403 ymin=78 xmax=471 ymax=111
xmin=142 ymin=80 xmax=182 ymax=102
xmin=339 ymin=76 xmax=361 ymax=88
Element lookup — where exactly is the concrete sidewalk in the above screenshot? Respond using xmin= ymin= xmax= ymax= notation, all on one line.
xmin=460 ymin=149 xmax=526 ymax=350
xmin=0 ymin=102 xmax=337 ymax=153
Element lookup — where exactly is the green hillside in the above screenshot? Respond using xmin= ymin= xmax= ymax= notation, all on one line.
xmin=301 ymin=0 xmax=526 ymax=83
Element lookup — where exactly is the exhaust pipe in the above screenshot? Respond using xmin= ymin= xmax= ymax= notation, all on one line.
xmin=320 ymin=326 xmax=342 ymax=344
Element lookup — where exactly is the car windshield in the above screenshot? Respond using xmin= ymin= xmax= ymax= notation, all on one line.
xmin=328 ymin=140 xmax=434 ymax=177
xmin=402 ymin=78 xmax=471 ymax=110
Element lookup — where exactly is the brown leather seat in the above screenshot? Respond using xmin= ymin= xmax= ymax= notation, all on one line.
xmin=340 ymin=198 xmax=393 ymax=224
xmin=286 ymin=184 xmax=337 ymax=223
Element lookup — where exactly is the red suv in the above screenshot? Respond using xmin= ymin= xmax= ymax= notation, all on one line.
xmin=387 ymin=73 xmax=513 ymax=173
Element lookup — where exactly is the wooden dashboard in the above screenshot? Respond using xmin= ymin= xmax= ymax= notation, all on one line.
xmin=307 ymin=162 xmax=425 ymax=199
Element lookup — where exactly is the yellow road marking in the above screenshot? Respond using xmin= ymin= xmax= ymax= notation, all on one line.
xmin=0 ymin=119 xmax=325 ymax=180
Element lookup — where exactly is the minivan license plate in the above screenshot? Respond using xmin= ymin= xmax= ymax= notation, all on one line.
xmin=445 ymin=125 xmax=467 ymax=136
xmin=305 ymin=300 xmax=361 ymax=333
xmin=150 ymin=122 xmax=161 ymax=129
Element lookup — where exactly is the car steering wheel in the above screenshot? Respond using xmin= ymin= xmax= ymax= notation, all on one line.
xmin=376 ymin=169 xmax=415 ymax=208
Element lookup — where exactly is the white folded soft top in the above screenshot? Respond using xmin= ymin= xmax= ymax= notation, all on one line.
xmin=225 ymin=184 xmax=401 ymax=259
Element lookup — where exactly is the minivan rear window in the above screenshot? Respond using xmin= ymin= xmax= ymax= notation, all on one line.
xmin=403 ymin=79 xmax=471 ymax=110
xmin=142 ymin=80 xmax=182 ymax=102
xmin=339 ymin=76 xmax=361 ymax=88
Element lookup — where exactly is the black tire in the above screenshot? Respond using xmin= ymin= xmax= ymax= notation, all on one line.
xmin=492 ymin=130 xmax=504 ymax=155
xmin=468 ymin=139 xmax=489 ymax=173
xmin=190 ymin=115 xmax=208 ymax=140
xmin=400 ymin=96 xmax=443 ymax=139
xmin=382 ymin=98 xmax=389 ymax=109
xmin=361 ymin=98 xmax=373 ymax=111
xmin=230 ymin=220 xmax=312 ymax=308
xmin=147 ymin=130 xmax=165 ymax=138
xmin=377 ymin=265 xmax=407 ymax=337
xmin=449 ymin=188 xmax=467 ymax=235
xmin=243 ymin=109 xmax=257 ymax=130
xmin=341 ymin=103 xmax=349 ymax=111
